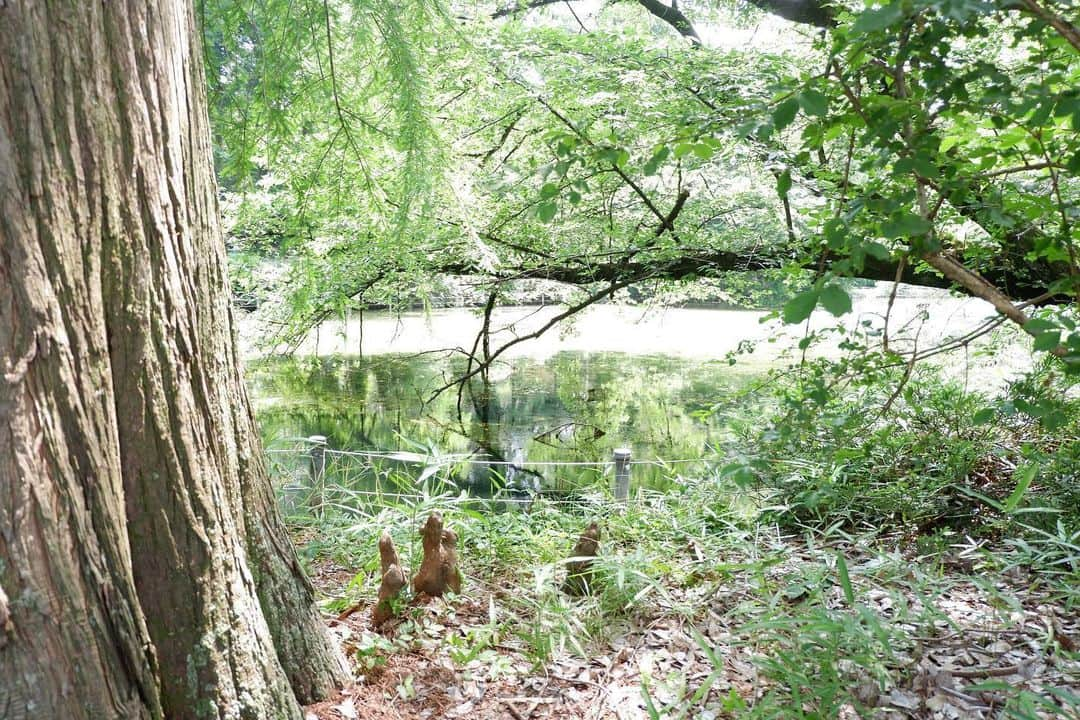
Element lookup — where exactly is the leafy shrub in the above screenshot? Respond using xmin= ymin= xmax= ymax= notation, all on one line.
xmin=734 ymin=360 xmax=1080 ymax=535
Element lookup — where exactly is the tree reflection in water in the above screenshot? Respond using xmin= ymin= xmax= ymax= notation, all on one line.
xmin=249 ymin=352 xmax=755 ymax=502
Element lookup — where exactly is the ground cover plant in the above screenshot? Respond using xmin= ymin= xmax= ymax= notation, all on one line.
xmin=274 ymin=363 xmax=1080 ymax=719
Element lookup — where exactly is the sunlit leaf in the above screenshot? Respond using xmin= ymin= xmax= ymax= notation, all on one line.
xmin=819 ymin=284 xmax=852 ymax=316
xmin=783 ymin=289 xmax=819 ymax=324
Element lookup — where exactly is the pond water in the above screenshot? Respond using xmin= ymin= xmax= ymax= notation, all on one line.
xmin=246 ymin=293 xmax=1024 ymax=506
xmin=249 ymin=349 xmax=761 ymax=502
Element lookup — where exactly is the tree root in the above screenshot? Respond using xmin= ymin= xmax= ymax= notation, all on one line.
xmin=562 ymin=522 xmax=600 ymax=596
xmin=411 ymin=513 xmax=462 ymax=597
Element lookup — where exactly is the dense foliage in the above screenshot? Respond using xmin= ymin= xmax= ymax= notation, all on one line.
xmin=205 ymin=0 xmax=1080 ymax=536
xmin=209 ymin=0 xmax=1080 ymax=559
xmin=202 ymin=4 xmax=1080 ymax=713
xmin=206 ymin=0 xmax=1077 ymax=368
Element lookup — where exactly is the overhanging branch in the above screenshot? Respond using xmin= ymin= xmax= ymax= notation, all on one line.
xmin=493 ymin=0 xmax=702 ymax=43
xmin=434 ymin=242 xmax=1059 ymax=302
xmin=745 ymin=0 xmax=834 ymax=27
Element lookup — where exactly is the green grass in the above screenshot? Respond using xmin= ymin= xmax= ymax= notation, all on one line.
xmin=280 ymin=468 xmax=1079 ymax=715
xmin=274 ymin=361 xmax=1080 ymax=717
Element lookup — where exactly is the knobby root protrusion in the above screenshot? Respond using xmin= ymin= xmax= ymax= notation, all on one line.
xmin=379 ymin=529 xmax=402 ymax=574
xmin=372 ymin=531 xmax=406 ymax=628
xmin=562 ymin=521 xmax=601 ymax=596
xmin=411 ymin=513 xmax=462 ymax=597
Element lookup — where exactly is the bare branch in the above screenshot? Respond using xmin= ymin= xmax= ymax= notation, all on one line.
xmin=428 ymin=277 xmax=637 ymax=401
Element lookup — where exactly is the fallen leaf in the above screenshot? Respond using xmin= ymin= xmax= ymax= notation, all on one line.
xmin=335 ymin=698 xmax=358 ymax=719
xmin=888 ymin=688 xmax=921 ymax=710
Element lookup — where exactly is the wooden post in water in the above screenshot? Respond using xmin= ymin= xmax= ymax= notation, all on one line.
xmin=308 ymin=435 xmax=327 ymax=516
xmin=613 ymin=447 xmax=632 ymax=504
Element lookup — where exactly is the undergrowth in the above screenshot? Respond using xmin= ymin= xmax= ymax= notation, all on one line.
xmin=283 ymin=480 xmax=1079 ymax=717
xmin=274 ymin=360 xmax=1080 ymax=717
xmin=725 ymin=359 xmax=1080 ymax=538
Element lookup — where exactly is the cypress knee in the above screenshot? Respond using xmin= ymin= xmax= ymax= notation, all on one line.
xmin=372 ymin=531 xmax=406 ymax=628
xmin=563 ymin=522 xmax=601 ymax=596
xmin=411 ymin=513 xmax=462 ymax=597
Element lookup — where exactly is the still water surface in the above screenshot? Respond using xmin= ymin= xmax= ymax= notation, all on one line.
xmin=246 ymin=295 xmax=1018 ymax=501
xmin=250 ymin=348 xmax=758 ymax=497
xmin=249 ymin=306 xmax=775 ymax=498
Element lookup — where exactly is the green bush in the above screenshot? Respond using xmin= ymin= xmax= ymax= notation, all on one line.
xmin=736 ymin=361 xmax=1080 ymax=535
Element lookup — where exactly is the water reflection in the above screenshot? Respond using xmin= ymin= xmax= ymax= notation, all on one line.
xmin=249 ymin=351 xmax=754 ymax=501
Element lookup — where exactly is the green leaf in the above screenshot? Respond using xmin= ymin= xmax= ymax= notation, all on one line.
xmin=1067 ymin=151 xmax=1080 ymax=174
xmin=643 ymin=145 xmax=670 ymax=175
xmin=911 ymin=155 xmax=939 ymax=179
xmin=776 ymin=170 xmax=792 ymax=199
xmin=719 ymin=462 xmax=756 ymax=487
xmin=823 ymin=218 xmax=847 ymax=250
xmin=820 ymin=283 xmax=852 ymax=316
xmin=536 ymin=202 xmax=557 ymax=223
xmin=673 ymin=143 xmax=695 ymax=159
xmin=836 ymin=554 xmax=854 ymax=605
xmin=641 ymin=678 xmax=662 ymax=720
xmin=865 ymin=242 xmax=891 ymax=260
xmin=851 ymin=2 xmax=905 ymax=33
xmin=882 ymin=212 xmax=932 ymax=239
xmin=972 ymin=407 xmax=996 ymax=424
xmin=782 ymin=289 xmax=820 ymax=324
xmin=1003 ymin=465 xmax=1036 ymax=512
xmin=692 ymin=143 xmax=714 ymax=160
xmin=939 ymin=135 xmax=960 ymax=153
xmin=773 ymin=97 xmax=800 ymax=131
xmin=957 ymin=484 xmax=1005 ymax=512
xmin=797 ymin=89 xmax=829 ymax=117
xmin=1033 ymin=331 xmax=1061 ymax=352
xmin=892 ymin=157 xmax=915 ymax=175
xmin=597 ymin=146 xmax=629 ymax=167
xmin=540 ymin=183 xmax=560 ymax=200
xmin=1024 ymin=318 xmax=1057 ymax=334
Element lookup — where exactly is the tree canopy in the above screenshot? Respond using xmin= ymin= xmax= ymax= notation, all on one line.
xmin=206 ymin=0 xmax=1079 ymax=368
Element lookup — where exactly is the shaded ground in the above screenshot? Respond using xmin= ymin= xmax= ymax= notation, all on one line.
xmin=299 ymin=524 xmax=1080 ymax=720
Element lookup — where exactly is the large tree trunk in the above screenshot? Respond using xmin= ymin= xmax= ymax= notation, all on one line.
xmin=228 ymin=373 xmax=352 ymax=701
xmin=0 ymin=0 xmax=346 ymax=717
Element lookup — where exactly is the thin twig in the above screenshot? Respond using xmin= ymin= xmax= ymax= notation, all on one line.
xmin=504 ymin=700 xmax=528 ymax=720
xmin=882 ymin=254 xmax=908 ymax=354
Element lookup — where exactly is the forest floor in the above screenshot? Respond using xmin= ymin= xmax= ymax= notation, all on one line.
xmin=295 ymin=503 xmax=1080 ymax=720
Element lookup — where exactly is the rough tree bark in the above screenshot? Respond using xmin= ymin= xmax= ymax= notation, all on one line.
xmin=0 ymin=0 xmax=346 ymax=717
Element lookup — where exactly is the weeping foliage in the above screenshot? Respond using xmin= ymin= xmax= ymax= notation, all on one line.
xmin=208 ymin=1 xmax=800 ymax=350
xmin=205 ymin=0 xmax=1080 ymax=370
xmin=202 ymin=0 xmax=448 ymax=334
